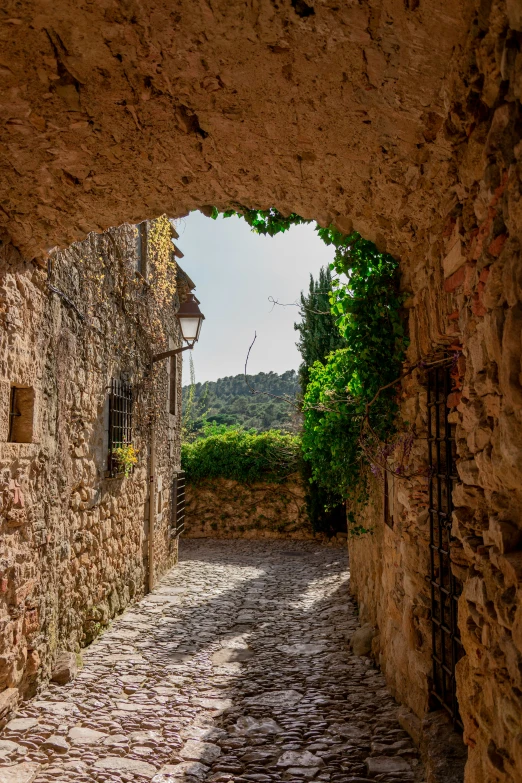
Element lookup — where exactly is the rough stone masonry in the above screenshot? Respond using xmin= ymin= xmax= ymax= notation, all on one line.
xmin=0 ymin=218 xmax=187 ymax=708
xmin=0 ymin=1 xmax=521 ymax=781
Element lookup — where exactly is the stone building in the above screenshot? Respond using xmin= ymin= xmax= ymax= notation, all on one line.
xmin=0 ymin=0 xmax=521 ymax=779
xmin=0 ymin=217 xmax=191 ymax=714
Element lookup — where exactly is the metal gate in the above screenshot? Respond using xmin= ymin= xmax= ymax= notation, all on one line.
xmin=171 ymin=471 xmax=186 ymax=537
xmin=427 ymin=362 xmax=463 ymax=729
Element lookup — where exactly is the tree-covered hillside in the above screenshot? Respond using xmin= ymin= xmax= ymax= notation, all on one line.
xmin=182 ymin=370 xmax=300 ymax=435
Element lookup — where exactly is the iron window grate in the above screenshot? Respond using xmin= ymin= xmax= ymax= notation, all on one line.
xmin=108 ymin=378 xmax=133 ymax=477
xmin=427 ymin=362 xmax=464 ymax=730
xmin=171 ymin=471 xmax=186 ymax=537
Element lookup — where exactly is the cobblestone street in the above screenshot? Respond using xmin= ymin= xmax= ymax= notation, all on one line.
xmin=0 ymin=541 xmax=424 ymax=783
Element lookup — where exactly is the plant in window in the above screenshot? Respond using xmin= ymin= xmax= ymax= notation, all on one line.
xmin=112 ymin=442 xmax=139 ymax=476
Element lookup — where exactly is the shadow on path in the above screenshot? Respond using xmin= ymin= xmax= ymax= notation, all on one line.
xmin=0 ymin=539 xmax=424 ymax=783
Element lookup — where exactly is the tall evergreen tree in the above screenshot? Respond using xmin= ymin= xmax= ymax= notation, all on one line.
xmin=294 ymin=266 xmax=345 ymax=389
xmin=295 ymin=266 xmax=347 ymax=536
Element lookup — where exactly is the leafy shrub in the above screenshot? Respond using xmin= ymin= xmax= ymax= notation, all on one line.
xmin=302 ymin=232 xmax=407 ymax=498
xmin=181 ymin=428 xmax=301 ymax=484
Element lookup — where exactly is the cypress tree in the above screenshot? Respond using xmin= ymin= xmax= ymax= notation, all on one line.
xmin=294 ymin=266 xmax=345 ymax=389
xmin=295 ymin=266 xmax=347 ymax=536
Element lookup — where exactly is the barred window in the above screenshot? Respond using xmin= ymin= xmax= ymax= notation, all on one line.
xmin=108 ymin=378 xmax=133 ymax=476
xmin=427 ymin=362 xmax=463 ymax=729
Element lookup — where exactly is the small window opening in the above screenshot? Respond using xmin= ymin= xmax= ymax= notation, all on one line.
xmin=8 ymin=386 xmax=34 ymax=443
xmin=135 ymin=222 xmax=148 ymax=278
xmin=108 ymin=378 xmax=133 ymax=476
xmin=169 ymin=355 xmax=177 ymax=416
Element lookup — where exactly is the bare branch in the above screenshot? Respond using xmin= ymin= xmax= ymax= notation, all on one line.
xmin=268 ymin=296 xmax=332 ymax=315
xmin=243 ymin=332 xmax=258 ymax=394
xmin=243 ymin=333 xmax=301 ymax=409
xmin=364 ymin=355 xmax=454 ymax=413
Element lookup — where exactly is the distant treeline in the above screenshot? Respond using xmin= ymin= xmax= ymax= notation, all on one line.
xmin=182 ymin=370 xmax=301 ymax=435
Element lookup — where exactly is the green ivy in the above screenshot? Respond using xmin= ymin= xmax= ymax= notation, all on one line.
xmin=211 ymin=206 xmax=310 ymax=236
xmin=209 ymin=207 xmax=408 ymax=501
xmin=347 ymin=511 xmax=374 ymax=539
xmin=302 ymin=233 xmax=407 ymax=498
xmin=181 ymin=427 xmax=301 ymax=484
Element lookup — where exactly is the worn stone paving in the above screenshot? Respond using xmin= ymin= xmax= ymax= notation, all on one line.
xmin=0 ymin=540 xmax=424 ymax=783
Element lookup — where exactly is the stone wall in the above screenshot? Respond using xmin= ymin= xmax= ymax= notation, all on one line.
xmin=348 ymin=383 xmax=437 ymax=718
xmin=184 ymin=474 xmax=324 ymax=541
xmin=349 ymin=5 xmax=522 ymax=781
xmin=0 ymin=218 xmax=185 ymax=714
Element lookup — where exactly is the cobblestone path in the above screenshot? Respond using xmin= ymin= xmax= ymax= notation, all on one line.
xmin=0 ymin=541 xmax=424 ymax=783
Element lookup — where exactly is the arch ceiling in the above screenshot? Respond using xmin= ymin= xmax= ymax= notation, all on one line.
xmin=0 ymin=0 xmax=476 ymax=260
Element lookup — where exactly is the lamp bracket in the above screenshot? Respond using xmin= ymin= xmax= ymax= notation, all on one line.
xmin=151 ymin=344 xmax=193 ymax=364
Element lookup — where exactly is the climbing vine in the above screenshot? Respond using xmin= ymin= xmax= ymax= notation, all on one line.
xmin=302 ymin=229 xmax=407 ymax=498
xmin=212 ymin=207 xmax=408 ymax=500
xmin=211 ymin=206 xmax=310 ymax=236
xmin=146 ymin=215 xmax=178 ymax=308
xmin=50 ymin=215 xmax=182 ymax=436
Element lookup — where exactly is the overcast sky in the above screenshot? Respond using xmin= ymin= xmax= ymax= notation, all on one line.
xmin=175 ymin=211 xmax=335 ymax=385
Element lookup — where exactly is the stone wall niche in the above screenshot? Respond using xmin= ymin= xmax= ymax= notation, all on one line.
xmin=8 ymin=387 xmax=35 ymax=444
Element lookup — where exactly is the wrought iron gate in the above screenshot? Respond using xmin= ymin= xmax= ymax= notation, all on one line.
xmin=171 ymin=471 xmax=186 ymax=537
xmin=427 ymin=362 xmax=463 ymax=729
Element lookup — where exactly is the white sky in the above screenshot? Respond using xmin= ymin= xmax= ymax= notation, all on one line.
xmin=175 ymin=211 xmax=335 ymax=384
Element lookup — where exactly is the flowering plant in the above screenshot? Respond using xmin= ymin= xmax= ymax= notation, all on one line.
xmin=112 ymin=443 xmax=139 ymax=476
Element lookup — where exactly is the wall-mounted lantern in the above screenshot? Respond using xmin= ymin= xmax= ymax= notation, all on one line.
xmin=176 ymin=293 xmax=205 ymax=346
xmin=151 ymin=294 xmax=205 ymax=364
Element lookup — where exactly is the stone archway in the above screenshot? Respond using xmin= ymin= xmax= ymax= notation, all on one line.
xmin=1 ymin=0 xmax=474 ymax=259
xmin=1 ymin=1 xmax=522 ymax=781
